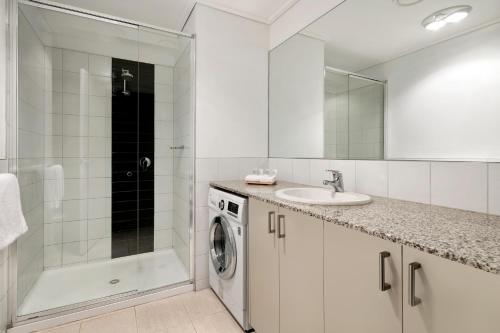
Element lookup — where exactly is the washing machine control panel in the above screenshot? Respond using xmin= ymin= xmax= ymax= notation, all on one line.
xmin=227 ymin=201 xmax=239 ymax=215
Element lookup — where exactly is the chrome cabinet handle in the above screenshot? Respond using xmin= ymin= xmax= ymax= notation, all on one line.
xmin=277 ymin=215 xmax=285 ymax=238
xmin=268 ymin=212 xmax=276 ymax=234
xmin=408 ymin=262 xmax=422 ymax=307
xmin=379 ymin=251 xmax=391 ymax=292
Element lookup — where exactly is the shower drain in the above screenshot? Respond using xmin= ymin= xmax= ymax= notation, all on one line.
xmin=109 ymin=279 xmax=120 ymax=285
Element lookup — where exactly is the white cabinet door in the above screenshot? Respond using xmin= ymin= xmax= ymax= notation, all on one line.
xmin=324 ymin=223 xmax=402 ymax=333
xmin=278 ymin=207 xmax=324 ymax=333
xmin=249 ymin=199 xmax=279 ymax=333
xmin=403 ymin=246 xmax=500 ymax=333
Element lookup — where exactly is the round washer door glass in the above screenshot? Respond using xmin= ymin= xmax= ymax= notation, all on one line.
xmin=209 ymin=215 xmax=237 ymax=279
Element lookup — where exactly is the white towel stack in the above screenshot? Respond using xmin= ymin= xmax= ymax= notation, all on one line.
xmin=0 ymin=173 xmax=28 ymax=250
xmin=245 ymin=169 xmax=278 ymax=185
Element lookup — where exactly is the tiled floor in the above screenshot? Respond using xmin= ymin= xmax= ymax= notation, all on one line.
xmin=37 ymin=289 xmax=244 ymax=333
xmin=20 ymin=249 xmax=188 ymax=315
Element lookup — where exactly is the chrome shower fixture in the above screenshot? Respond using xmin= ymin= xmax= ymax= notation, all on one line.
xmin=121 ymin=68 xmax=134 ymax=96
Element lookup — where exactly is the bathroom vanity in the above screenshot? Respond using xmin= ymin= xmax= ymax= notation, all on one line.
xmin=211 ymin=180 xmax=500 ymax=333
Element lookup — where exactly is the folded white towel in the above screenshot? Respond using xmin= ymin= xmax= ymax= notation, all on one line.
xmin=45 ymin=164 xmax=64 ymax=209
xmin=245 ymin=174 xmax=277 ymax=185
xmin=0 ymin=173 xmax=28 ymax=250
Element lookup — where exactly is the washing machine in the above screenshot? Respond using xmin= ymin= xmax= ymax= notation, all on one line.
xmin=208 ymin=187 xmax=251 ymax=331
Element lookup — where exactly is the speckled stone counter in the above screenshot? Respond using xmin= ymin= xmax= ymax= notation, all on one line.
xmin=210 ymin=180 xmax=500 ymax=275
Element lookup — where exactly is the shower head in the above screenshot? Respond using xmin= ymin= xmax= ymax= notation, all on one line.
xmin=121 ymin=69 xmax=134 ymax=81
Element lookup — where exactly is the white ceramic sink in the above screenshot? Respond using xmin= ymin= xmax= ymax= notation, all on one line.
xmin=275 ymin=187 xmax=371 ymax=206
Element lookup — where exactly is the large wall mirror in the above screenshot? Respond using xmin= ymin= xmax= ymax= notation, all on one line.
xmin=269 ymin=0 xmax=500 ymax=161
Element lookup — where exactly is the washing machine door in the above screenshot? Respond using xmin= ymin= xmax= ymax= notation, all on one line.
xmin=209 ymin=215 xmax=237 ymax=280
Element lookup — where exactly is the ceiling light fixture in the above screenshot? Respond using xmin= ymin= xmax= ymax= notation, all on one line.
xmin=422 ymin=5 xmax=472 ymax=31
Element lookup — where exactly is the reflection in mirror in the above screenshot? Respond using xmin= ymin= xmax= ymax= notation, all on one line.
xmin=269 ymin=0 xmax=500 ymax=161
xmin=324 ymin=69 xmax=384 ymax=160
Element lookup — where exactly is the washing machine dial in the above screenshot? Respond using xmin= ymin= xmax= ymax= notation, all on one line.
xmin=218 ymin=200 xmax=225 ymax=210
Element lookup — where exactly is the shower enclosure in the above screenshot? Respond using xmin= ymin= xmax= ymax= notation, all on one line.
xmin=9 ymin=0 xmax=195 ymax=325
xmin=324 ymin=67 xmax=385 ymax=160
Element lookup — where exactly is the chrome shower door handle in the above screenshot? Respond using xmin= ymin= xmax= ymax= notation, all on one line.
xmin=139 ymin=157 xmax=152 ymax=171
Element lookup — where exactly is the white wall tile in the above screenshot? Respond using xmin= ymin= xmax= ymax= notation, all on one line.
xmin=44 ymin=223 xmax=62 ymax=246
xmin=64 ymin=178 xmax=88 ymax=200
xmin=63 ymin=50 xmax=88 ymax=73
xmin=62 ymin=241 xmax=87 ymax=265
xmin=269 ymin=158 xmax=293 ymax=182
xmin=155 ymin=211 xmax=173 ymax=230
xmin=88 ymin=158 xmax=110 ymax=178
xmin=63 ymin=137 xmax=88 ymax=158
xmin=238 ymin=158 xmax=268 ymax=179
xmin=292 ymin=159 xmax=310 ymax=185
xmin=355 ymin=160 xmax=388 ymax=197
xmin=218 ymin=158 xmax=240 ymax=180
xmin=488 ymin=163 xmax=500 ymax=215
xmin=88 ymin=198 xmax=111 ymax=219
xmin=63 ymin=158 xmax=88 ymax=179
xmin=309 ymin=159 xmax=331 ymax=187
xmin=388 ymin=161 xmax=430 ymax=204
xmin=154 ymin=229 xmax=173 ymax=250
xmin=63 ymin=220 xmax=87 ymax=243
xmin=88 ymin=218 xmax=111 ymax=240
xmin=44 ymin=244 xmax=62 ymax=268
xmin=330 ymin=160 xmax=356 ymax=192
xmin=195 ymin=253 xmax=208 ymax=281
xmin=89 ymin=55 xmax=111 ymax=77
xmin=88 ymin=238 xmax=111 ymax=261
xmin=63 ymin=199 xmax=87 ymax=221
xmin=88 ymin=178 xmax=111 ymax=198
xmin=63 ymin=71 xmax=88 ymax=95
xmin=155 ymin=83 xmax=173 ymax=102
xmin=195 ymin=207 xmax=209 ymax=232
xmin=63 ymin=93 xmax=88 ymax=116
xmin=89 ymin=96 xmax=110 ymax=117
xmin=195 ymin=229 xmax=209 ymax=256
xmin=196 ymin=158 xmax=218 ymax=182
xmin=431 ymin=162 xmax=487 ymax=213
xmin=155 ymin=66 xmax=173 ymax=85
xmin=89 ymin=75 xmax=111 ymax=97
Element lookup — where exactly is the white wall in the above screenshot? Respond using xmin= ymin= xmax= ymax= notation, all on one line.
xmin=186 ymin=4 xmax=269 ymax=159
xmin=364 ymin=23 xmax=500 ymax=161
xmin=269 ymin=34 xmax=325 ymax=158
xmin=270 ymin=0 xmax=344 ymax=49
xmin=183 ymin=4 xmax=270 ymax=290
xmin=0 ymin=1 xmax=6 ymax=160
xmin=269 ymin=158 xmax=500 ymax=215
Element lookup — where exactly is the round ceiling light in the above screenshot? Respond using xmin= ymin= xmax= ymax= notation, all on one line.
xmin=422 ymin=5 xmax=472 ymax=31
xmin=393 ymin=0 xmax=424 ymax=7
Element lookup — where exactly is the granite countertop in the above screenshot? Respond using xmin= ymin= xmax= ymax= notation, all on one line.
xmin=210 ymin=180 xmax=500 ymax=275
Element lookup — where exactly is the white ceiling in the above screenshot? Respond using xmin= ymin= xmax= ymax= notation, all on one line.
xmin=303 ymin=0 xmax=500 ymax=71
xmin=48 ymin=0 xmax=298 ymax=30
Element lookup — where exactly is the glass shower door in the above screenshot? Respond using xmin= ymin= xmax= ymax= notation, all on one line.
xmin=15 ymin=2 xmax=193 ymax=322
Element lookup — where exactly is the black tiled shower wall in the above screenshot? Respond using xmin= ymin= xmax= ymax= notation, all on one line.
xmin=111 ymin=58 xmax=155 ymax=258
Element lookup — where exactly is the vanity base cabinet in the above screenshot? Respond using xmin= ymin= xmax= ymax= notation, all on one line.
xmin=403 ymin=246 xmax=500 ymax=333
xmin=248 ymin=199 xmax=324 ymax=333
xmin=324 ymin=223 xmax=402 ymax=333
xmin=249 ymin=199 xmax=279 ymax=333
xmin=279 ymin=207 xmax=324 ymax=333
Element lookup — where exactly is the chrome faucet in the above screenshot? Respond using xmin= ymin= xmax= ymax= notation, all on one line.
xmin=323 ymin=169 xmax=344 ymax=192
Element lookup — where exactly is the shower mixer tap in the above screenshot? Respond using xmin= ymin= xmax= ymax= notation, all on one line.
xmin=121 ymin=68 xmax=134 ymax=96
